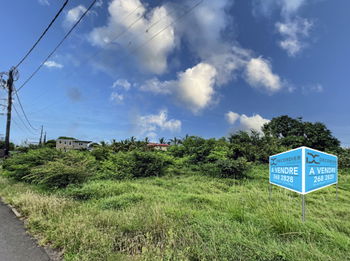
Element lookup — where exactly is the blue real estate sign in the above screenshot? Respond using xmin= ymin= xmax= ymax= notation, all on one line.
xmin=269 ymin=147 xmax=338 ymax=194
xmin=304 ymin=147 xmax=338 ymax=193
xmin=269 ymin=148 xmax=303 ymax=193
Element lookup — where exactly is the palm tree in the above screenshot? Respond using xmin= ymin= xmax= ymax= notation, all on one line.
xmin=159 ymin=137 xmax=166 ymax=144
xmin=144 ymin=137 xmax=150 ymax=143
xmin=170 ymin=137 xmax=181 ymax=145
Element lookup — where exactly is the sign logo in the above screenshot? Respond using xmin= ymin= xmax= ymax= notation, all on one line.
xmin=306 ymin=152 xmax=320 ymax=164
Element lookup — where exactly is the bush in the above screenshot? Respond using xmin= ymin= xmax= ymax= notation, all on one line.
xmin=130 ymin=151 xmax=173 ymax=178
xmin=2 ymin=148 xmax=61 ymax=181
xmin=97 ymin=151 xmax=173 ymax=180
xmin=96 ymin=152 xmax=134 ymax=180
xmin=206 ymin=158 xmax=251 ymax=179
xmin=24 ymin=151 xmax=96 ymax=188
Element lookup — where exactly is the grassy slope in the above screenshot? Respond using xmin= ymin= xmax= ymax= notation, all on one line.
xmin=0 ymin=165 xmax=349 ymax=261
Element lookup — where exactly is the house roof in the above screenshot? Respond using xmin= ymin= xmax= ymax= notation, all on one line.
xmin=147 ymin=143 xmax=170 ymax=147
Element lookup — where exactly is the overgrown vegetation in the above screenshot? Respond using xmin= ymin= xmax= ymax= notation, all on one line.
xmin=0 ymin=115 xmax=349 ymax=260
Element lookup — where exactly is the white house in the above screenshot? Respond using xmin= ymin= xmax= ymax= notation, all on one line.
xmin=56 ymin=138 xmax=92 ymax=151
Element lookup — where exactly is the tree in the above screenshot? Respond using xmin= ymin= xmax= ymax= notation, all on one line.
xmin=44 ymin=139 xmax=56 ymax=148
xmin=263 ymin=116 xmax=340 ymax=151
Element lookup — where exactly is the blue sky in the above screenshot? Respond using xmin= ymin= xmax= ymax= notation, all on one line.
xmin=0 ymin=0 xmax=349 ymax=145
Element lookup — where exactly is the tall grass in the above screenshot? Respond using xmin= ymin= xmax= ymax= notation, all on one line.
xmin=0 ymin=165 xmax=349 ymax=260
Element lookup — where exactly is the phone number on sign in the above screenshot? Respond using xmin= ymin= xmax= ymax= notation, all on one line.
xmin=313 ymin=174 xmax=335 ymax=183
xmin=273 ymin=174 xmax=294 ymax=183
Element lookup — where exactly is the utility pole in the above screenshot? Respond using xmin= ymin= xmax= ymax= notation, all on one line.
xmin=39 ymin=125 xmax=43 ymax=146
xmin=4 ymin=69 xmax=14 ymax=157
xmin=43 ymin=131 xmax=47 ymax=144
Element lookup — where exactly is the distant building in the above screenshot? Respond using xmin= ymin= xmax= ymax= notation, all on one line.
xmin=22 ymin=139 xmax=39 ymax=147
xmin=147 ymin=143 xmax=170 ymax=151
xmin=56 ymin=138 xmax=92 ymax=151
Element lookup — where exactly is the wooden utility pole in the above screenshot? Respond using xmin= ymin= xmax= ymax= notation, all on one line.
xmin=43 ymin=131 xmax=47 ymax=144
xmin=39 ymin=125 xmax=43 ymax=146
xmin=4 ymin=69 xmax=14 ymax=157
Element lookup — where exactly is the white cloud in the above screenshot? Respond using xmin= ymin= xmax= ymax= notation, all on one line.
xmin=276 ymin=18 xmax=312 ymax=56
xmin=140 ymin=78 xmax=174 ymax=94
xmin=44 ymin=60 xmax=63 ymax=69
xmin=176 ymin=63 xmax=217 ymax=113
xmin=89 ymin=0 xmax=175 ymax=74
xmin=110 ymin=92 xmax=124 ymax=103
xmin=253 ymin=0 xmax=313 ymax=56
xmin=302 ymin=83 xmax=323 ymax=94
xmin=64 ymin=5 xmax=87 ymax=28
xmin=244 ymin=57 xmax=282 ymax=92
xmin=141 ymin=63 xmax=217 ymax=114
xmin=226 ymin=111 xmax=270 ymax=133
xmin=112 ymin=79 xmax=131 ymax=90
xmin=38 ymin=0 xmax=49 ymax=6
xmin=240 ymin=114 xmax=270 ymax=133
xmin=225 ymin=111 xmax=240 ymax=125
xmin=136 ymin=110 xmax=181 ymax=138
xmin=96 ymin=0 xmax=103 ymax=7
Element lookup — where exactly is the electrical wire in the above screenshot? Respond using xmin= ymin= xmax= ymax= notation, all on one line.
xmin=13 ymin=104 xmax=39 ymax=135
xmin=15 ymin=0 xmax=69 ymax=68
xmin=17 ymin=0 xmax=98 ymax=92
xmin=13 ymin=87 xmax=39 ymax=131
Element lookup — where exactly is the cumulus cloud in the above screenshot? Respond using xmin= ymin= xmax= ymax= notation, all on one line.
xmin=89 ymin=0 xmax=175 ymax=74
xmin=135 ymin=110 xmax=181 ymax=138
xmin=225 ymin=111 xmax=240 ymax=125
xmin=226 ymin=111 xmax=270 ymax=133
xmin=244 ymin=57 xmax=282 ymax=93
xmin=44 ymin=60 xmax=63 ymax=69
xmin=63 ymin=5 xmax=87 ymax=28
xmin=276 ymin=18 xmax=312 ymax=56
xmin=240 ymin=114 xmax=270 ymax=133
xmin=141 ymin=63 xmax=217 ymax=113
xmin=112 ymin=79 xmax=131 ymax=90
xmin=110 ymin=92 xmax=124 ymax=103
xmin=253 ymin=0 xmax=313 ymax=56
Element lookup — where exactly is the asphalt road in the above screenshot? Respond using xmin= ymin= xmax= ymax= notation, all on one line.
xmin=0 ymin=201 xmax=50 ymax=261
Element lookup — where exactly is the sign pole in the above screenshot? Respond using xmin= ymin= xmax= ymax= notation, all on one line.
xmin=269 ymin=183 xmax=272 ymax=200
xmin=302 ymin=195 xmax=306 ymax=222
xmin=336 ymin=183 xmax=338 ymax=200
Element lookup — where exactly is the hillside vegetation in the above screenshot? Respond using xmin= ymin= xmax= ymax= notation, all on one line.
xmin=0 ymin=115 xmax=349 ymax=260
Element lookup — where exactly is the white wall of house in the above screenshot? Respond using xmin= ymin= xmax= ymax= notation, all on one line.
xmin=56 ymin=139 xmax=90 ymax=151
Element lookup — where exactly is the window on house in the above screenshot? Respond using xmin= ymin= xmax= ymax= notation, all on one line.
xmin=69 ymin=142 xmax=71 ymax=145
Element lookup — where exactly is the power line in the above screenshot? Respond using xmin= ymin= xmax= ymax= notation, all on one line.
xmin=15 ymin=0 xmax=69 ymax=68
xmin=12 ymin=105 xmax=38 ymax=135
xmin=17 ymin=0 xmax=98 ymax=92
xmin=13 ymin=87 xmax=39 ymax=131
xmin=130 ymin=0 xmax=203 ymax=55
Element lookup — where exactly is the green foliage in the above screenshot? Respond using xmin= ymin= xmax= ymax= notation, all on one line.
xmin=2 ymin=148 xmax=61 ymax=181
xmin=97 ymin=151 xmax=173 ymax=180
xmin=0 ymin=140 xmax=15 ymax=151
xmin=263 ymin=115 xmax=340 ymax=151
xmin=228 ymin=131 xmax=286 ymax=163
xmin=99 ymin=193 xmax=144 ymax=210
xmin=90 ymin=146 xmax=112 ymax=161
xmin=206 ymin=158 xmax=251 ymax=179
xmin=130 ymin=150 xmax=173 ymax=178
xmin=338 ymin=148 xmax=350 ymax=169
xmin=96 ymin=152 xmax=134 ymax=180
xmin=44 ymin=139 xmax=56 ymax=148
xmin=24 ymin=151 xmax=96 ymax=188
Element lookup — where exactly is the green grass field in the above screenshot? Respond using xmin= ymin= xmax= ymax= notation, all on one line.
xmin=0 ymin=165 xmax=349 ymax=260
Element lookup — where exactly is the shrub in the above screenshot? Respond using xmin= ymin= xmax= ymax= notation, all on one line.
xmin=97 ymin=151 xmax=173 ymax=180
xmin=206 ymin=158 xmax=251 ymax=179
xmin=130 ymin=151 xmax=173 ymax=178
xmin=2 ymin=148 xmax=61 ymax=181
xmin=96 ymin=152 xmax=134 ymax=180
xmin=24 ymin=151 xmax=96 ymax=188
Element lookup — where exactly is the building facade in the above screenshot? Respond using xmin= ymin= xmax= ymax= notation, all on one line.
xmin=56 ymin=138 xmax=91 ymax=151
